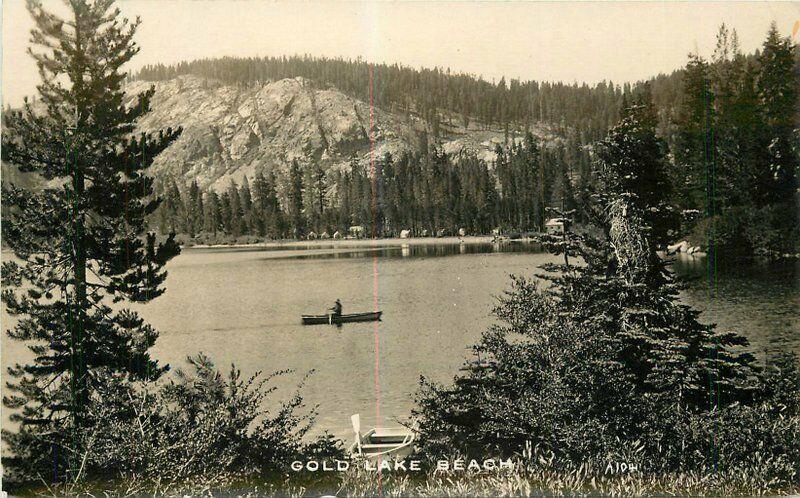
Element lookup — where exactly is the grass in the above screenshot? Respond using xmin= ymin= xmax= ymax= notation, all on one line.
xmin=324 ymin=461 xmax=800 ymax=498
xmin=12 ymin=457 xmax=798 ymax=497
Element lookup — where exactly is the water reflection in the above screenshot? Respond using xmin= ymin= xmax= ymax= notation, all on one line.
xmin=226 ymin=240 xmax=547 ymax=260
xmin=134 ymin=240 xmax=558 ymax=437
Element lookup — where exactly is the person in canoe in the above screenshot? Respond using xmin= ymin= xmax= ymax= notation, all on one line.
xmin=330 ymin=298 xmax=343 ymax=319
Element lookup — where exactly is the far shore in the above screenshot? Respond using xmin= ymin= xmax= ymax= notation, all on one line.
xmin=183 ymin=235 xmax=527 ymax=250
xmin=180 ymin=236 xmax=776 ymax=261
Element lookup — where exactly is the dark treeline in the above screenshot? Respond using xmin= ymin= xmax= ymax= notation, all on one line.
xmin=156 ymin=138 xmax=588 ymax=242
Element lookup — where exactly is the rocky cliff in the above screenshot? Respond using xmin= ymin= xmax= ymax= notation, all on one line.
xmin=125 ymin=75 xmax=561 ymax=191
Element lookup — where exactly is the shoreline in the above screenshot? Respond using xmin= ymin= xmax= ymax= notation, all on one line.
xmin=183 ymin=235 xmax=529 ymax=250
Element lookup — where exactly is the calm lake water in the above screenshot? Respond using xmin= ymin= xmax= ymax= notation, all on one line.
xmin=2 ymin=240 xmax=798 ymax=441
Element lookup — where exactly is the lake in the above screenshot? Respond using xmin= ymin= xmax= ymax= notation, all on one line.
xmin=129 ymin=239 xmax=558 ymax=440
xmin=3 ymin=239 xmax=798 ymax=441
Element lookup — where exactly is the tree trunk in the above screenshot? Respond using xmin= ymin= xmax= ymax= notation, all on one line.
xmin=70 ymin=10 xmax=88 ymax=427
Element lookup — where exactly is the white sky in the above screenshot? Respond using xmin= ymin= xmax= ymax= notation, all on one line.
xmin=3 ymin=1 xmax=799 ymax=106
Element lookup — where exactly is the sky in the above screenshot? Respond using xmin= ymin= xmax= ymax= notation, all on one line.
xmin=2 ymin=1 xmax=799 ymax=106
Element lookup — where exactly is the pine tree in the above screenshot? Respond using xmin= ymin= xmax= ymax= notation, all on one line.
xmin=251 ymin=173 xmax=267 ymax=237
xmin=755 ymin=22 xmax=798 ymax=205
xmin=203 ymin=191 xmax=222 ymax=236
xmin=595 ymin=102 xmax=677 ymax=253
xmin=219 ymin=191 xmax=232 ymax=234
xmin=1 ymin=0 xmax=181 ymax=481
xmin=711 ymin=26 xmax=760 ymax=209
xmin=194 ymin=184 xmax=204 ymax=234
xmin=549 ymin=157 xmax=575 ymax=213
xmin=673 ymin=54 xmax=715 ymax=212
xmin=253 ymin=171 xmax=281 ymax=238
xmin=287 ymin=160 xmax=306 ymax=237
xmin=334 ymin=168 xmax=353 ymax=231
xmin=239 ymin=176 xmax=254 ymax=235
xmin=186 ymin=180 xmax=203 ymax=237
xmin=164 ymin=180 xmax=184 ymax=233
xmin=303 ymin=163 xmax=327 ymax=233
xmin=226 ymin=179 xmax=243 ymax=237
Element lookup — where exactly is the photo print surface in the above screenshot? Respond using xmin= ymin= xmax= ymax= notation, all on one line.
xmin=1 ymin=1 xmax=799 ymax=496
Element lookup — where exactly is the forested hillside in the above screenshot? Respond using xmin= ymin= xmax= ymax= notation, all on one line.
xmin=140 ymin=23 xmax=797 ymax=261
xmin=669 ymin=25 xmax=798 ymax=260
xmin=135 ymin=53 xmax=680 ymax=144
xmin=130 ymin=37 xmax=668 ymax=242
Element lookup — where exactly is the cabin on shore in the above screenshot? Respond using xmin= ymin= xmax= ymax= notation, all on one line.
xmin=545 ymin=218 xmax=569 ymax=235
xmin=349 ymin=225 xmax=365 ymax=239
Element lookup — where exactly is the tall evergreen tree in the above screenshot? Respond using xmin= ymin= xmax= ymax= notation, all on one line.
xmin=303 ymin=163 xmax=327 ymax=233
xmin=253 ymin=171 xmax=282 ymax=238
xmin=673 ymin=54 xmax=715 ymax=213
xmin=1 ymin=0 xmax=181 ymax=480
xmin=163 ymin=180 xmax=184 ymax=233
xmin=186 ymin=180 xmax=203 ymax=237
xmin=754 ymin=22 xmax=798 ymax=205
xmin=226 ymin=179 xmax=243 ymax=237
xmin=549 ymin=159 xmax=575 ymax=213
xmin=203 ymin=191 xmax=222 ymax=236
xmin=710 ymin=26 xmax=760 ymax=209
xmin=287 ymin=160 xmax=306 ymax=237
xmin=595 ymin=103 xmax=677 ymax=253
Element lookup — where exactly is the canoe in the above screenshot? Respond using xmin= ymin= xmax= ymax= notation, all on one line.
xmin=349 ymin=414 xmax=416 ymax=460
xmin=301 ymin=311 xmax=382 ymax=325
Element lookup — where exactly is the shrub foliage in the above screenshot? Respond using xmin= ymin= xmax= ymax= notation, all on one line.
xmin=5 ymin=355 xmax=343 ymax=494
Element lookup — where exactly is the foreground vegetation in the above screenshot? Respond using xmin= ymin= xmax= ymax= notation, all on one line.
xmin=3 ymin=355 xmax=343 ymax=496
xmin=20 ymin=456 xmax=800 ymax=497
xmin=413 ymin=102 xmax=800 ymax=495
xmin=319 ymin=459 xmax=800 ymax=498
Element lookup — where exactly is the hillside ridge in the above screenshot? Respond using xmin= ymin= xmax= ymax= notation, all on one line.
xmin=127 ymin=74 xmax=561 ymax=191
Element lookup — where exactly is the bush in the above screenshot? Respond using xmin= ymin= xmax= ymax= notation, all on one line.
xmin=3 ymin=354 xmax=343 ymax=495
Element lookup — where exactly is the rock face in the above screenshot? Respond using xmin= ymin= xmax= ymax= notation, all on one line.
xmin=125 ymin=75 xmax=413 ymax=190
xmin=126 ymin=75 xmax=559 ymax=191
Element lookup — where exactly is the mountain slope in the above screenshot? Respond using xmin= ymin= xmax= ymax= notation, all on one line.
xmin=126 ymin=75 xmax=560 ymax=191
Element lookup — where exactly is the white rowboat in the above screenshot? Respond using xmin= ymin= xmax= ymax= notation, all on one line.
xmin=349 ymin=414 xmax=416 ymax=460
